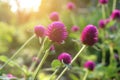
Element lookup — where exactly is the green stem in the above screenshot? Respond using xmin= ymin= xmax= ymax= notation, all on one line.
xmin=70 ymin=13 xmax=77 ymax=25
xmin=113 ymin=0 xmax=117 ymax=11
xmin=56 ymin=45 xmax=86 ymax=80
xmin=109 ymin=44 xmax=114 ymax=63
xmin=29 ymin=37 xmax=48 ymax=71
xmin=102 ymin=5 xmax=106 ymax=19
xmin=101 ymin=44 xmax=105 ymax=64
xmin=33 ymin=48 xmax=50 ymax=80
xmin=13 ymin=61 xmax=26 ymax=74
xmin=71 ymin=45 xmax=86 ymax=64
xmin=0 ymin=35 xmax=35 ymax=70
xmin=49 ymin=68 xmax=59 ymax=80
xmin=106 ymin=5 xmax=110 ymax=16
xmin=83 ymin=69 xmax=89 ymax=80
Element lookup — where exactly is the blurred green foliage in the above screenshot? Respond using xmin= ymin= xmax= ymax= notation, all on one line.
xmin=0 ymin=0 xmax=120 ymax=80
xmin=0 ymin=22 xmax=15 ymax=53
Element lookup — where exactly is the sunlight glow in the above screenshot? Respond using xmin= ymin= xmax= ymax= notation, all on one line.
xmin=9 ymin=0 xmax=42 ymax=12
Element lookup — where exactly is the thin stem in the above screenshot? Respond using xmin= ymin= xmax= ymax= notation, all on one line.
xmin=29 ymin=37 xmax=48 ymax=71
xmin=83 ymin=69 xmax=89 ymax=80
xmin=33 ymin=48 xmax=50 ymax=80
xmin=70 ymin=12 xmax=77 ymax=25
xmin=113 ymin=0 xmax=117 ymax=11
xmin=101 ymin=44 xmax=105 ymax=64
xmin=106 ymin=4 xmax=110 ymax=17
xmin=109 ymin=44 xmax=114 ymax=63
xmin=13 ymin=61 xmax=26 ymax=74
xmin=102 ymin=5 xmax=106 ymax=19
xmin=0 ymin=35 xmax=35 ymax=70
xmin=71 ymin=45 xmax=86 ymax=64
xmin=56 ymin=45 xmax=86 ymax=80
xmin=49 ymin=68 xmax=59 ymax=80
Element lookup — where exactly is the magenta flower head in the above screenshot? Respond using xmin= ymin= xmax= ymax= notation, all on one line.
xmin=46 ymin=21 xmax=68 ymax=43
xmin=71 ymin=26 xmax=80 ymax=32
xmin=67 ymin=2 xmax=76 ymax=11
xmin=50 ymin=45 xmax=55 ymax=51
xmin=99 ymin=0 xmax=108 ymax=4
xmin=7 ymin=74 xmax=16 ymax=79
xmin=110 ymin=9 xmax=120 ymax=20
xmin=98 ymin=19 xmax=110 ymax=28
xmin=58 ymin=52 xmax=72 ymax=64
xmin=49 ymin=12 xmax=59 ymax=21
xmin=34 ymin=25 xmax=46 ymax=37
xmin=81 ymin=25 xmax=98 ymax=46
xmin=98 ymin=20 xmax=106 ymax=28
xmin=32 ymin=57 xmax=39 ymax=62
xmin=84 ymin=60 xmax=95 ymax=71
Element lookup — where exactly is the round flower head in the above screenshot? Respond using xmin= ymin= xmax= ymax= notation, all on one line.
xmin=50 ymin=45 xmax=55 ymax=51
xmin=32 ymin=57 xmax=39 ymax=62
xmin=84 ymin=60 xmax=95 ymax=71
xmin=81 ymin=25 xmax=98 ymax=46
xmin=99 ymin=0 xmax=108 ymax=4
xmin=7 ymin=74 xmax=16 ymax=79
xmin=98 ymin=19 xmax=108 ymax=28
xmin=47 ymin=21 xmax=68 ymax=43
xmin=71 ymin=26 xmax=80 ymax=32
xmin=110 ymin=9 xmax=120 ymax=20
xmin=49 ymin=12 xmax=59 ymax=21
xmin=58 ymin=52 xmax=72 ymax=64
xmin=34 ymin=25 xmax=46 ymax=37
xmin=67 ymin=2 xmax=75 ymax=10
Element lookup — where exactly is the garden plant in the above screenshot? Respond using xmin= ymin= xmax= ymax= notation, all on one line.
xmin=0 ymin=0 xmax=120 ymax=80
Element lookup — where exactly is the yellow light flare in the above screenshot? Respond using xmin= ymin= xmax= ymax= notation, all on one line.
xmin=9 ymin=0 xmax=42 ymax=12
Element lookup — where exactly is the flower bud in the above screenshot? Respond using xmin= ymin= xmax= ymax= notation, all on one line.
xmin=99 ymin=0 xmax=108 ymax=4
xmin=49 ymin=12 xmax=59 ymax=21
xmin=67 ymin=2 xmax=75 ymax=11
xmin=71 ymin=26 xmax=80 ymax=32
xmin=81 ymin=25 xmax=98 ymax=46
xmin=34 ymin=25 xmax=46 ymax=37
xmin=84 ymin=60 xmax=95 ymax=71
xmin=58 ymin=52 xmax=72 ymax=64
xmin=110 ymin=9 xmax=120 ymax=20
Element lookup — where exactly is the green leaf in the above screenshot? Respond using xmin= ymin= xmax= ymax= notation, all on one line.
xmin=69 ymin=74 xmax=79 ymax=80
xmin=51 ymin=59 xmax=61 ymax=70
xmin=106 ymin=20 xmax=115 ymax=28
xmin=0 ymin=55 xmax=8 ymax=62
xmin=0 ymin=55 xmax=14 ymax=67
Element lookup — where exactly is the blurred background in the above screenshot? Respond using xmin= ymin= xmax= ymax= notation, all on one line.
xmin=0 ymin=0 xmax=120 ymax=80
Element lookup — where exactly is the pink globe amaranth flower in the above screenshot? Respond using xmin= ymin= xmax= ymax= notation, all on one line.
xmin=7 ymin=74 xmax=16 ymax=79
xmin=58 ymin=52 xmax=72 ymax=64
xmin=34 ymin=25 xmax=46 ymax=37
xmin=50 ymin=45 xmax=55 ymax=51
xmin=49 ymin=12 xmax=59 ymax=21
xmin=99 ymin=0 xmax=108 ymax=4
xmin=67 ymin=2 xmax=75 ymax=10
xmin=46 ymin=21 xmax=68 ymax=43
xmin=98 ymin=19 xmax=110 ymax=28
xmin=32 ymin=57 xmax=39 ymax=62
xmin=71 ymin=26 xmax=80 ymax=32
xmin=99 ymin=20 xmax=106 ymax=28
xmin=84 ymin=60 xmax=95 ymax=71
xmin=81 ymin=24 xmax=98 ymax=46
xmin=110 ymin=9 xmax=120 ymax=20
